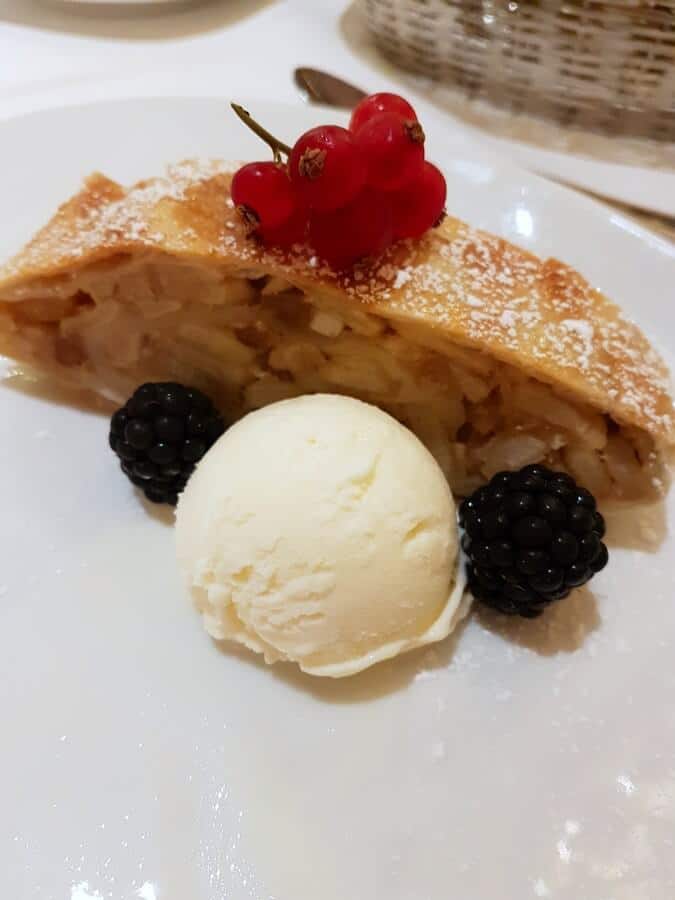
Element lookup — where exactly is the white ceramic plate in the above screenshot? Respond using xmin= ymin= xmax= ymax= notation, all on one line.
xmin=1 ymin=98 xmax=675 ymax=900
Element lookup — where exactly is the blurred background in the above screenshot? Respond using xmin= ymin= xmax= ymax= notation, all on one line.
xmin=1 ymin=0 xmax=673 ymax=228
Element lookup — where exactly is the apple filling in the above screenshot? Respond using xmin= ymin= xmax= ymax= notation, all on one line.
xmin=0 ymin=253 xmax=661 ymax=500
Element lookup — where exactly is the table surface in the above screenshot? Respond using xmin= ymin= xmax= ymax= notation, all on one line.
xmin=1 ymin=0 xmax=672 ymax=235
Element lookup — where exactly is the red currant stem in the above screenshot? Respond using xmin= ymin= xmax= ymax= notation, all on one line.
xmin=230 ymin=103 xmax=292 ymax=163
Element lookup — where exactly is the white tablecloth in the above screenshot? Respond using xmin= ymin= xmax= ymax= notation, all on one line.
xmin=0 ymin=1 xmax=417 ymax=117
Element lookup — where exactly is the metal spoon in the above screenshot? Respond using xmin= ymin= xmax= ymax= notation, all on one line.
xmin=294 ymin=67 xmax=366 ymax=110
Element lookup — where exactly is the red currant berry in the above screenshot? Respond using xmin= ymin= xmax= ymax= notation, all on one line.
xmin=391 ymin=161 xmax=447 ymax=241
xmin=259 ymin=206 xmax=310 ymax=251
xmin=309 ymin=187 xmax=393 ymax=270
xmin=289 ymin=125 xmax=366 ymax=212
xmin=231 ymin=162 xmax=296 ymax=232
xmin=354 ymin=112 xmax=425 ymax=192
xmin=349 ymin=92 xmax=418 ymax=133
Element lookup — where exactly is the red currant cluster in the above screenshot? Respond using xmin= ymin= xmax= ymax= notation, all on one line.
xmin=230 ymin=93 xmax=447 ymax=270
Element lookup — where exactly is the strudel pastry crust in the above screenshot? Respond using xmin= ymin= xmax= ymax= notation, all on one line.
xmin=0 ymin=161 xmax=672 ymax=501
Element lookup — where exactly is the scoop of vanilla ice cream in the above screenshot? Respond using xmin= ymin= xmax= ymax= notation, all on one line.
xmin=175 ymin=394 xmax=466 ymax=677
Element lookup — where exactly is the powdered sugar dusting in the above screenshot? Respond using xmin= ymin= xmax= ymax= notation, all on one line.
xmin=357 ymin=225 xmax=673 ymax=439
xmin=499 ymin=310 xmax=517 ymax=329
xmin=561 ymin=318 xmax=595 ymax=369
xmin=393 ymin=267 xmax=412 ymax=289
xmin=0 ymin=159 xmax=241 ymax=277
xmin=464 ymin=295 xmax=484 ymax=309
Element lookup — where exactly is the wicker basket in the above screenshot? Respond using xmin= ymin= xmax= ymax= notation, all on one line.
xmin=363 ymin=0 xmax=675 ymax=141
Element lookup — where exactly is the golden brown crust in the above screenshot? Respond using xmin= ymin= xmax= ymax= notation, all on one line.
xmin=0 ymin=160 xmax=672 ymax=442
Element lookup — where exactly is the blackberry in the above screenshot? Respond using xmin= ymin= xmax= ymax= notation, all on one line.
xmin=459 ymin=465 xmax=608 ymax=618
xmin=109 ymin=383 xmax=225 ymax=505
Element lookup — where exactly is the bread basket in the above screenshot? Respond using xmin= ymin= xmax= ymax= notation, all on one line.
xmin=363 ymin=0 xmax=675 ymax=141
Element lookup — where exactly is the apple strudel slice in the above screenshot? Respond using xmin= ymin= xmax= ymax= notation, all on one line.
xmin=0 ymin=161 xmax=672 ymax=501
